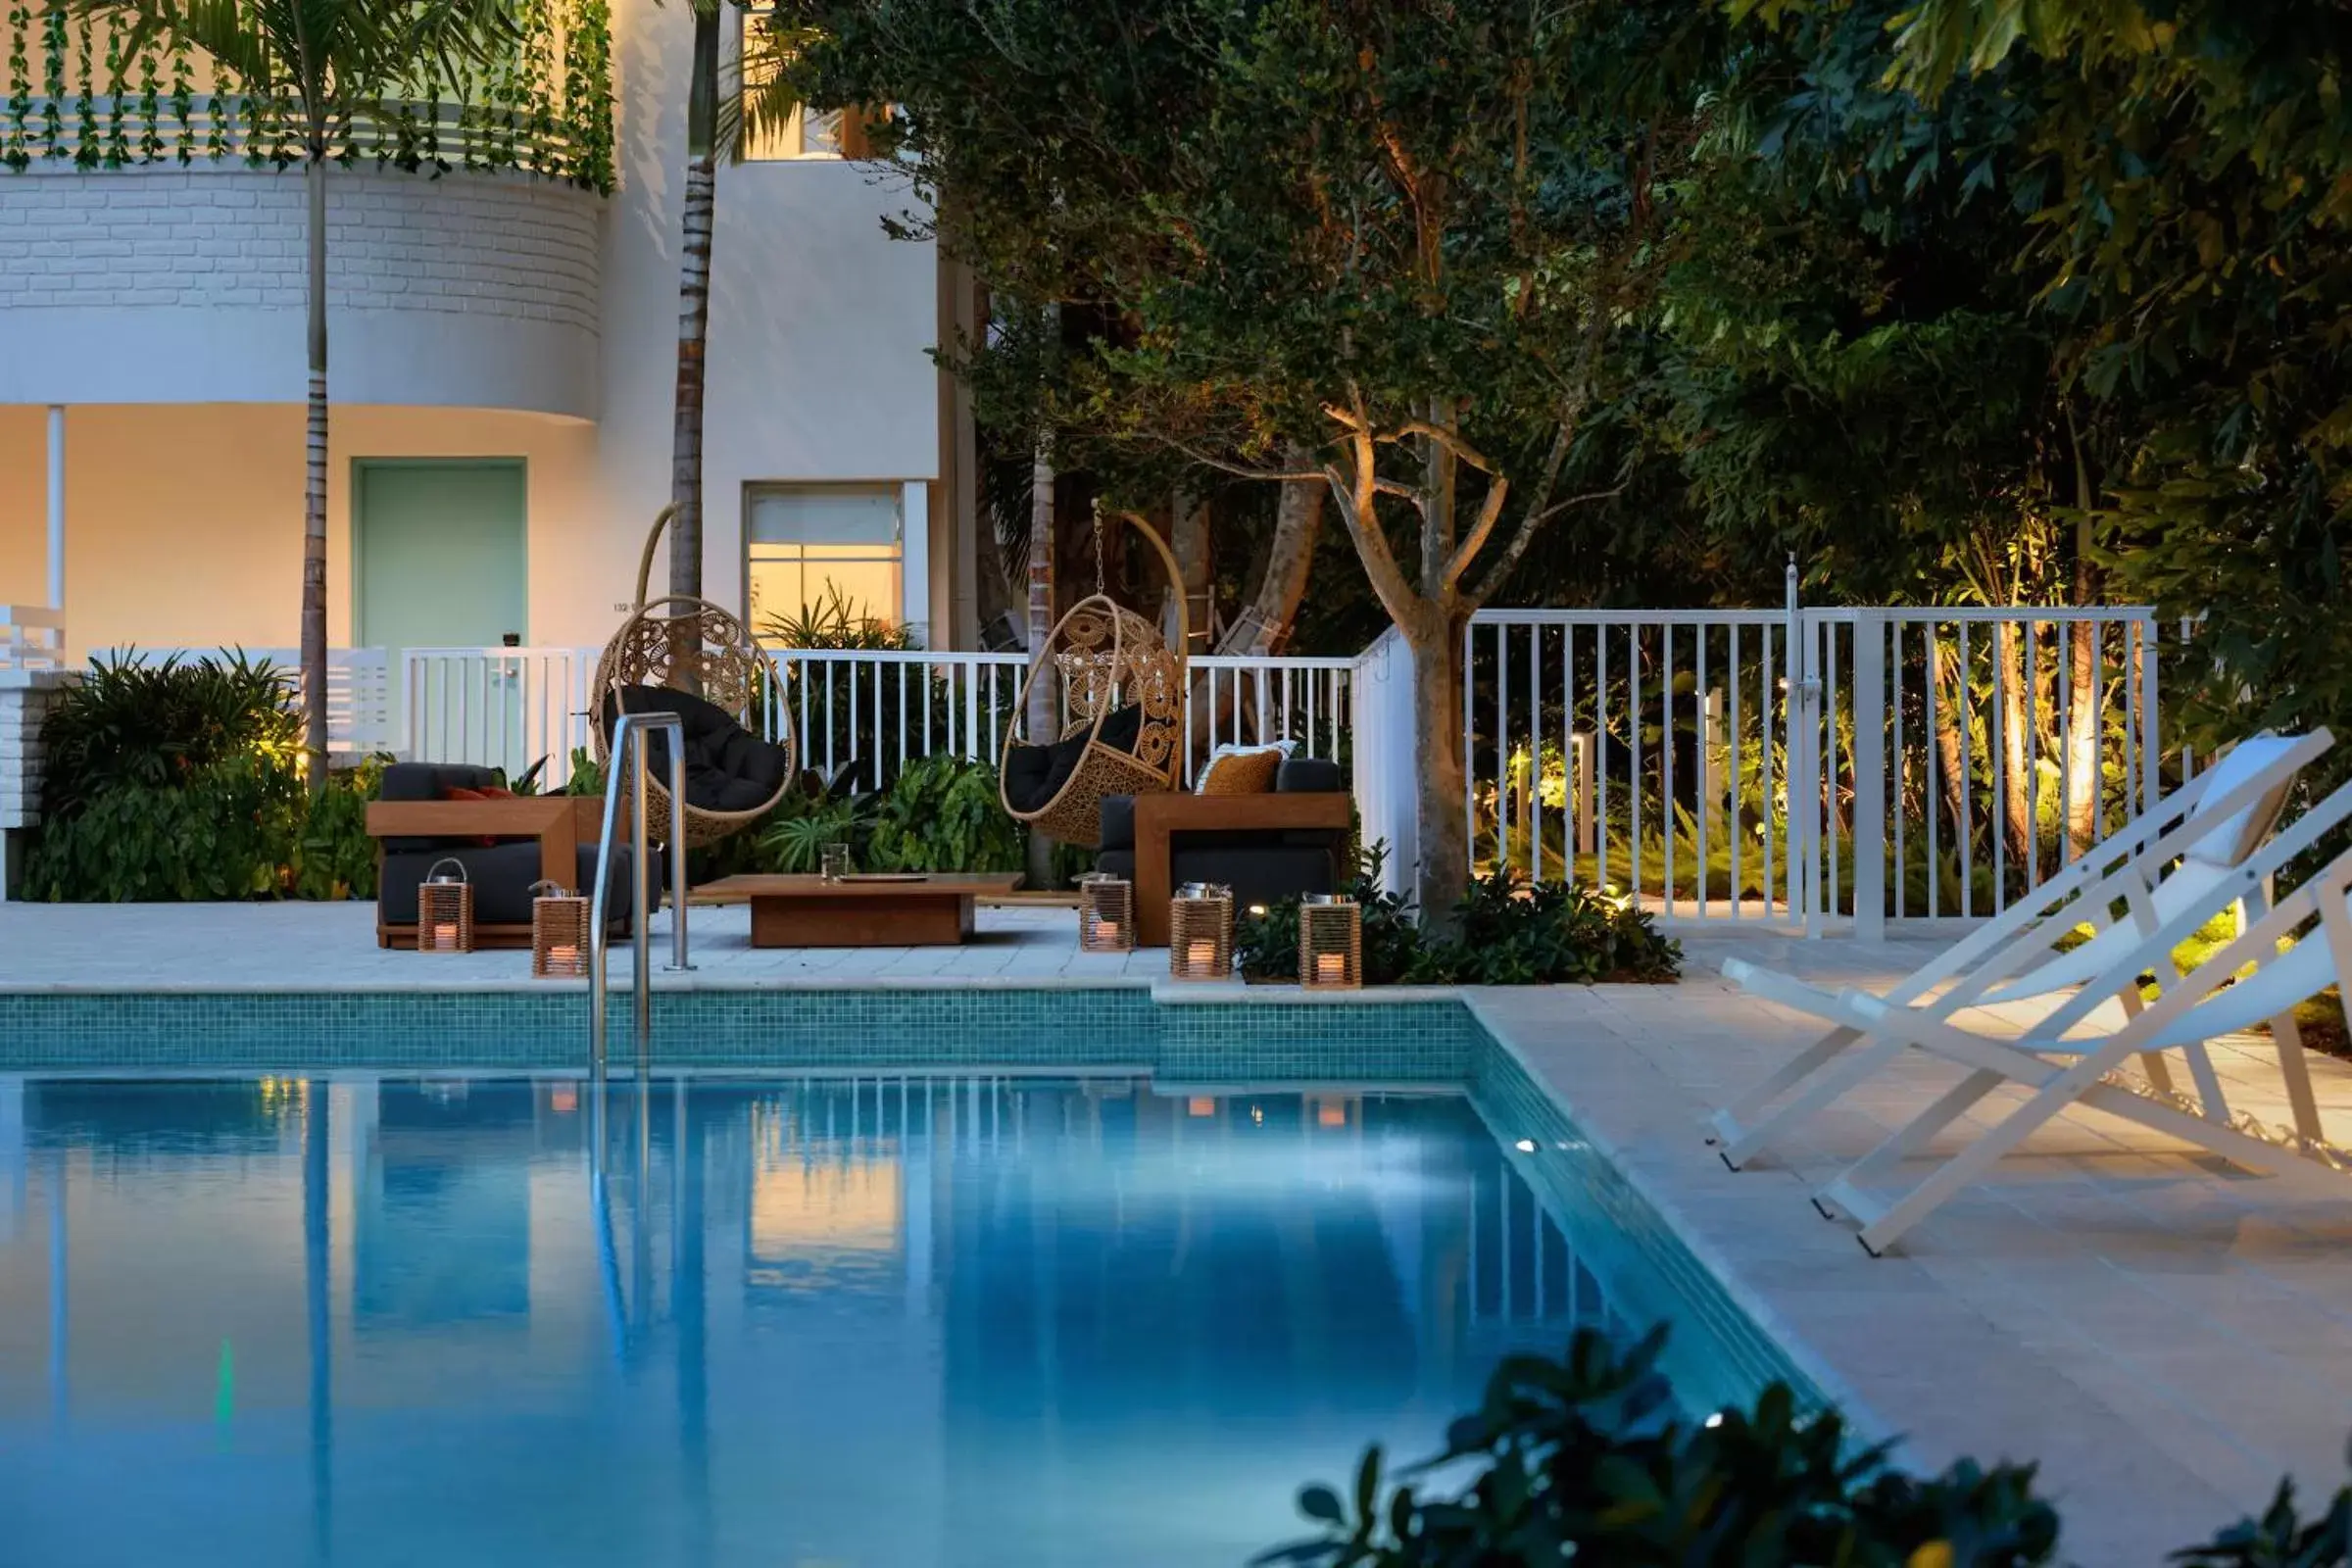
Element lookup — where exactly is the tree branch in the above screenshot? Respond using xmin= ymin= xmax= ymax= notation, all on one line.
xmin=1324 ymin=431 xmax=1419 ymax=624
xmin=1159 ymin=437 xmax=1324 ymax=485
xmin=1440 ymin=477 xmax=1512 ymax=595
xmin=1378 ymin=420 xmax=1497 ymax=473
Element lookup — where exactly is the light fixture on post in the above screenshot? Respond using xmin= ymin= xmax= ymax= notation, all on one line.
xmin=1168 ymin=881 xmax=1233 ymax=981
xmin=416 ymin=858 xmax=474 ymax=955
xmin=1077 ymin=872 xmax=1135 ymax=954
xmin=1298 ymin=893 xmax=1361 ymax=989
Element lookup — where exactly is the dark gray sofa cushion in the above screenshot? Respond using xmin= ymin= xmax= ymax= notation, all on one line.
xmin=377 ymin=762 xmax=509 ymax=854
xmin=380 ymin=843 xmax=647 ymax=930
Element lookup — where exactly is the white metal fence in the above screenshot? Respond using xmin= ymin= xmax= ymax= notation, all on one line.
xmin=1465 ymin=594 xmax=2166 ymax=935
xmin=93 ymin=603 xmax=2172 ymax=934
xmin=397 ymin=644 xmax=1361 ymax=791
xmin=111 ymin=645 xmax=395 ymax=754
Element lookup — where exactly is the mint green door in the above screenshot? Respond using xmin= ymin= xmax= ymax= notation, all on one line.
xmin=355 ymin=461 xmax=527 ymax=762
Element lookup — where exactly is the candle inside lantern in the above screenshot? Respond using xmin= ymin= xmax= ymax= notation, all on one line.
xmin=432 ymin=922 xmax=459 ymax=951
xmin=1094 ymin=920 xmax=1122 ymax=949
xmin=1187 ymin=938 xmax=1219 ymax=975
xmin=1314 ymin=952 xmax=1347 ymax=984
xmin=547 ymin=943 xmax=580 ymax=971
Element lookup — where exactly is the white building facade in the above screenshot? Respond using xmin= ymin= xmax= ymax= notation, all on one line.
xmin=0 ymin=0 xmax=981 ymax=673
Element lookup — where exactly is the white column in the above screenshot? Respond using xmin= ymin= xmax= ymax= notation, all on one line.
xmin=45 ymin=406 xmax=64 ymax=612
xmin=899 ymin=481 xmax=931 ymax=646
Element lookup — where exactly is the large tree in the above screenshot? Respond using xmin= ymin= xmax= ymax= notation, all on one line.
xmin=1876 ymin=0 xmax=2352 ymax=755
xmin=76 ymin=0 xmax=517 ymax=788
xmin=786 ymin=0 xmax=1714 ymax=917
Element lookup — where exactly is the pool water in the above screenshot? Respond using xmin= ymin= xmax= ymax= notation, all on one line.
xmin=0 ymin=1074 xmax=1657 ymax=1568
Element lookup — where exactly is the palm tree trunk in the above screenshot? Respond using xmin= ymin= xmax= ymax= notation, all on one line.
xmin=1223 ymin=466 xmax=1323 ymax=658
xmin=669 ymin=6 xmax=720 ymax=603
xmin=1022 ymin=428 xmax=1055 ymax=885
xmin=301 ymin=153 xmax=329 ymax=792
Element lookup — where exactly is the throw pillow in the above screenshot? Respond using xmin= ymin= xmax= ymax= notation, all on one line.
xmin=439 ymin=784 xmax=513 ymax=846
xmin=1197 ymin=740 xmax=1292 ymax=796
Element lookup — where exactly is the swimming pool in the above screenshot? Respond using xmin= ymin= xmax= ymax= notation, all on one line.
xmin=0 ymin=1058 xmax=1817 ymax=1567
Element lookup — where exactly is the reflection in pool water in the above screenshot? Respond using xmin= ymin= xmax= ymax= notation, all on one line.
xmin=0 ymin=1074 xmax=1634 ymax=1567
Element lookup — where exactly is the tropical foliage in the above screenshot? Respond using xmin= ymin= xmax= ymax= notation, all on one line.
xmin=24 ymin=652 xmax=381 ymax=901
xmin=1238 ymin=848 xmax=1680 ymax=986
xmin=1268 ymin=1322 xmax=2352 ymax=1566
xmin=776 ymin=0 xmax=2352 ymax=911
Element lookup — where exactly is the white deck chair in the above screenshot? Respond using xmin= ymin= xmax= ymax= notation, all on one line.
xmin=1815 ymin=776 xmax=2352 ymax=1252
xmin=1706 ymin=730 xmax=2329 ymax=1171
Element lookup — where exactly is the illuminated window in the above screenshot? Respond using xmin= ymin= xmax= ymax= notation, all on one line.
xmin=746 ymin=483 xmax=904 ymax=641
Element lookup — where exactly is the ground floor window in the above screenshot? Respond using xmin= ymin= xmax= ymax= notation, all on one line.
xmin=745 ymin=482 xmax=904 ymax=641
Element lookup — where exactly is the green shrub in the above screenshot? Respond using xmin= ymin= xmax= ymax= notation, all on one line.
xmin=1238 ymin=848 xmax=1682 ymax=985
xmin=867 ymin=756 xmax=1024 ymax=872
xmin=290 ymin=762 xmax=383 ymax=901
xmin=1264 ymin=1325 xmax=2060 ymax=1567
xmin=756 ymin=792 xmax=880 ymax=873
xmin=23 ymin=757 xmax=305 ymax=902
xmin=40 ymin=650 xmax=304 ymax=818
xmin=1269 ymin=1325 xmax=2352 ymax=1566
xmin=1238 ymin=844 xmax=1426 ymax=983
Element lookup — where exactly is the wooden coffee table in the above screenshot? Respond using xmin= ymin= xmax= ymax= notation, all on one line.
xmin=697 ymin=872 xmax=1025 ymax=948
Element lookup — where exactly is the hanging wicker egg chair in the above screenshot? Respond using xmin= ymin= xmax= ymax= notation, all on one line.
xmin=1000 ymin=513 xmax=1189 ymax=849
xmin=591 ymin=507 xmax=797 ymax=851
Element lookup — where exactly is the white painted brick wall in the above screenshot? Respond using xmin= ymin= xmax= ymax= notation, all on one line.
xmin=0 ymin=674 xmax=69 ymax=831
xmin=3 ymin=168 xmax=602 ymax=331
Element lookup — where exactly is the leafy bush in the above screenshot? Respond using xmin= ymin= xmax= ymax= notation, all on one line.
xmin=1414 ymin=873 xmax=1682 ymax=985
xmin=290 ymin=762 xmax=383 ymax=901
xmin=1238 ymin=848 xmax=1682 ymax=985
xmin=1238 ymin=844 xmax=1426 ymax=983
xmin=866 ymin=756 xmax=1024 ymax=872
xmin=1264 ymin=1325 xmax=2060 ymax=1567
xmin=24 ymin=757 xmax=305 ymax=901
xmin=758 ymin=792 xmax=880 ymax=872
xmin=40 ymin=650 xmax=304 ymax=818
xmin=1268 ymin=1325 xmax=2352 ymax=1567
xmin=760 ymin=585 xmax=918 ymax=651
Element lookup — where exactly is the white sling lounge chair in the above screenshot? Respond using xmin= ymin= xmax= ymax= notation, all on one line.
xmin=1817 ymin=777 xmax=2352 ymax=1253
xmin=1706 ymin=729 xmax=2329 ymax=1172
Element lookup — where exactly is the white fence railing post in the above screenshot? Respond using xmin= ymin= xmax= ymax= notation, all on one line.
xmin=1849 ymin=610 xmax=1886 ymax=943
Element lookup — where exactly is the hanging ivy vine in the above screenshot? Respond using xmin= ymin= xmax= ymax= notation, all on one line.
xmin=5 ymin=0 xmax=31 ymax=171
xmin=0 ymin=0 xmax=610 ymax=188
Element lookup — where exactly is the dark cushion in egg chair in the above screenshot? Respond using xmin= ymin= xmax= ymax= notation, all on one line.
xmin=1002 ymin=703 xmax=1146 ymax=815
xmin=600 ymin=684 xmax=793 ymax=814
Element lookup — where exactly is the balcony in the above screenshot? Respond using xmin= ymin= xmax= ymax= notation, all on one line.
xmin=0 ymin=0 xmax=613 ymax=416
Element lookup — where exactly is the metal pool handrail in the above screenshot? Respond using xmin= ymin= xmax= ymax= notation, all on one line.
xmin=589 ymin=710 xmax=694 ymax=1076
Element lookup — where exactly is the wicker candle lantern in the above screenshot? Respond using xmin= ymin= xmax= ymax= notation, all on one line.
xmin=1168 ymin=881 xmax=1233 ymax=981
xmin=530 ymin=879 xmax=591 ymax=979
xmin=417 ymin=858 xmax=474 ymax=954
xmin=1298 ymin=893 xmax=1363 ymax=989
xmin=1078 ymin=873 xmax=1135 ymax=954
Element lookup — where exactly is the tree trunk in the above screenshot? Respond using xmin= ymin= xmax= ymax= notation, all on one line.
xmin=669 ymin=7 xmax=720 ymax=604
xmin=1023 ymin=429 xmax=1055 ymax=886
xmin=300 ymin=153 xmax=329 ymax=793
xmin=1933 ymin=642 xmax=1970 ymax=872
xmin=1221 ymin=466 xmax=1322 ymax=657
xmin=1168 ymin=486 xmax=1212 ymax=655
xmin=2065 ymin=620 xmax=2101 ymax=855
xmin=1997 ymin=621 xmax=2034 ymax=866
xmin=1409 ymin=612 xmax=1469 ymax=923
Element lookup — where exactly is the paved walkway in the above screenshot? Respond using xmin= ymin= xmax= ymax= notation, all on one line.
xmin=2 ymin=902 xmax=2349 ymax=1558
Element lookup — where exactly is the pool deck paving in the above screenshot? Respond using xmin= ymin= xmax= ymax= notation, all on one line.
xmin=3 ymin=899 xmax=2349 ymax=1561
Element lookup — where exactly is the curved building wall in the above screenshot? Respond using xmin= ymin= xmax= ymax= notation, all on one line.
xmin=0 ymin=168 xmax=602 ymax=418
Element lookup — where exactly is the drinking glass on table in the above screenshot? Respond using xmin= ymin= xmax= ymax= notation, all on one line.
xmin=820 ymin=843 xmax=853 ymax=882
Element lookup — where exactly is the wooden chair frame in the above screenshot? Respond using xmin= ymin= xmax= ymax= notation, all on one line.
xmin=367 ymin=796 xmax=600 ymax=950
xmin=1129 ymin=791 xmax=1353 ymax=947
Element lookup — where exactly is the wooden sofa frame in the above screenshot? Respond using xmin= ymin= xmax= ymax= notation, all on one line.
xmin=366 ymin=796 xmax=604 ymax=950
xmin=1130 ymin=792 xmax=1354 ymax=947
